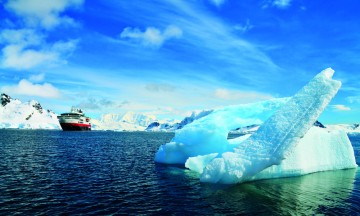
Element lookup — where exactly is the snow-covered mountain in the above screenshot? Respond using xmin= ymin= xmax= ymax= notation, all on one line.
xmin=1 ymin=93 xmax=359 ymax=134
xmin=0 ymin=93 xmax=179 ymax=131
xmin=93 ymin=109 xmax=213 ymax=132
xmin=229 ymin=121 xmax=326 ymax=135
xmin=325 ymin=124 xmax=360 ymax=134
xmin=229 ymin=124 xmax=260 ymax=135
xmin=0 ymin=93 xmax=60 ymax=129
xmin=145 ymin=110 xmax=212 ymax=132
xmin=145 ymin=121 xmax=177 ymax=132
xmin=91 ymin=112 xmax=159 ymax=131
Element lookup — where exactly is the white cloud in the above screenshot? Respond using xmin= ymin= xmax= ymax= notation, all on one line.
xmin=0 ymin=1 xmax=82 ymax=70
xmin=1 ymin=79 xmax=62 ymax=98
xmin=234 ymin=19 xmax=254 ymax=33
xmin=120 ymin=25 xmax=183 ymax=47
xmin=331 ymin=104 xmax=351 ymax=111
xmin=0 ymin=28 xmax=43 ymax=45
xmin=209 ymin=0 xmax=226 ymax=7
xmin=214 ymin=88 xmax=273 ymax=102
xmin=273 ymin=0 xmax=292 ymax=9
xmin=77 ymin=97 xmax=117 ymax=110
xmin=29 ymin=73 xmax=45 ymax=82
xmin=347 ymin=96 xmax=360 ymax=104
xmin=145 ymin=83 xmax=176 ymax=92
xmin=102 ymin=1 xmax=280 ymax=90
xmin=1 ymin=39 xmax=77 ymax=70
xmin=5 ymin=0 xmax=83 ymax=29
xmin=2 ymin=44 xmax=57 ymax=69
xmin=0 ymin=29 xmax=49 ymax=69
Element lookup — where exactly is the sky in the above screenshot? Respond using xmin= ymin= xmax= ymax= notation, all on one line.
xmin=0 ymin=0 xmax=359 ymax=124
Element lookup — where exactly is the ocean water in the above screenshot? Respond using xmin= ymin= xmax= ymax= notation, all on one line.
xmin=0 ymin=130 xmax=359 ymax=215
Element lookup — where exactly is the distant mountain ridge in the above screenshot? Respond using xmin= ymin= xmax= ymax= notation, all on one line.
xmin=1 ymin=93 xmax=359 ymax=134
xmin=0 ymin=93 xmax=60 ymax=129
xmin=325 ymin=123 xmax=360 ymax=134
xmin=91 ymin=112 xmax=159 ymax=131
xmin=0 ymin=93 xmax=214 ymax=131
xmin=145 ymin=110 xmax=213 ymax=132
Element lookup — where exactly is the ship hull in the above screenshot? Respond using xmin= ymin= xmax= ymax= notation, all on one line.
xmin=60 ymin=123 xmax=91 ymax=131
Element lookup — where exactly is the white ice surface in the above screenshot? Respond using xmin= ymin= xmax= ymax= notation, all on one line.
xmin=155 ymin=97 xmax=288 ymax=164
xmin=155 ymin=68 xmax=357 ymax=184
xmin=187 ymin=127 xmax=357 ymax=181
xmin=249 ymin=127 xmax=357 ymax=181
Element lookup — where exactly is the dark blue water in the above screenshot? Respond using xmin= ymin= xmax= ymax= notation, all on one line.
xmin=0 ymin=130 xmax=359 ymax=215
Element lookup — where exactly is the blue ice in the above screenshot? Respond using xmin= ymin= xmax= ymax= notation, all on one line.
xmin=155 ymin=68 xmax=357 ymax=184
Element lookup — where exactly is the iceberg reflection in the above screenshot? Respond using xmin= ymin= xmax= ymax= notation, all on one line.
xmin=201 ymin=168 xmax=358 ymax=215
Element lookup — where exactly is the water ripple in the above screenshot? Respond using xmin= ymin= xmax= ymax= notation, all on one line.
xmin=0 ymin=130 xmax=359 ymax=215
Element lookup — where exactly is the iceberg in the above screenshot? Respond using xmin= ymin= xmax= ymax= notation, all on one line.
xmin=248 ymin=127 xmax=357 ymax=181
xmin=188 ymin=126 xmax=356 ymax=181
xmin=155 ymin=97 xmax=289 ymax=164
xmin=155 ymin=68 xmax=358 ymax=184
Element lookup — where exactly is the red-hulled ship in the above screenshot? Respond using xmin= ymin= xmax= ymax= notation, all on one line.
xmin=57 ymin=107 xmax=91 ymax=131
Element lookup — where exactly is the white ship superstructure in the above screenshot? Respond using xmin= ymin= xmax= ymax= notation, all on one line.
xmin=57 ymin=107 xmax=91 ymax=131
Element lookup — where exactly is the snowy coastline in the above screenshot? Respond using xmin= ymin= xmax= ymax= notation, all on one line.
xmin=1 ymin=93 xmax=359 ymax=133
xmin=0 ymin=93 xmax=60 ymax=130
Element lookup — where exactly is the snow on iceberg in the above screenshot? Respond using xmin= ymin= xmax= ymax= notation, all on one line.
xmin=155 ymin=68 xmax=357 ymax=184
xmin=155 ymin=97 xmax=289 ymax=164
xmin=248 ymin=127 xmax=357 ymax=181
xmin=187 ymin=127 xmax=356 ymax=181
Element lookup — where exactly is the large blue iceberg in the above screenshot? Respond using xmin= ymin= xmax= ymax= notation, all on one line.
xmin=155 ymin=68 xmax=357 ymax=184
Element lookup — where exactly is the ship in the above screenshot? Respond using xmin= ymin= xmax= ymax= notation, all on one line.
xmin=57 ymin=107 xmax=91 ymax=131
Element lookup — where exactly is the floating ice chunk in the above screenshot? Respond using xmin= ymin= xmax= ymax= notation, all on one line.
xmin=201 ymin=68 xmax=342 ymax=184
xmin=154 ymin=98 xmax=288 ymax=164
xmin=249 ymin=127 xmax=357 ymax=181
xmin=185 ymin=153 xmax=218 ymax=174
xmin=187 ymin=127 xmax=357 ymax=180
xmin=155 ymin=68 xmax=354 ymax=185
xmin=185 ymin=134 xmax=252 ymax=174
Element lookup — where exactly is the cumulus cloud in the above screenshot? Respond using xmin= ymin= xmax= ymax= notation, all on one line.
xmin=0 ymin=28 xmax=43 ymax=45
xmin=1 ymin=79 xmax=62 ymax=98
xmin=272 ymin=0 xmax=292 ymax=9
xmin=145 ymin=106 xmax=186 ymax=118
xmin=120 ymin=25 xmax=183 ymax=47
xmin=347 ymin=96 xmax=360 ymax=104
xmin=145 ymin=83 xmax=176 ymax=92
xmin=118 ymin=100 xmax=130 ymax=108
xmin=234 ymin=19 xmax=254 ymax=33
xmin=29 ymin=73 xmax=45 ymax=82
xmin=77 ymin=98 xmax=118 ymax=110
xmin=331 ymin=104 xmax=351 ymax=111
xmin=5 ymin=0 xmax=83 ymax=29
xmin=1 ymin=38 xmax=78 ymax=70
xmin=214 ymin=88 xmax=273 ymax=102
xmin=209 ymin=0 xmax=226 ymax=7
xmin=0 ymin=0 xmax=82 ymax=70
xmin=2 ymin=44 xmax=56 ymax=69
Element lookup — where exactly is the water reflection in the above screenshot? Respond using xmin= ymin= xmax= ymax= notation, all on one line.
xmin=1 ymin=130 xmax=359 ymax=215
xmin=201 ymin=168 xmax=358 ymax=215
xmin=156 ymin=161 xmax=359 ymax=214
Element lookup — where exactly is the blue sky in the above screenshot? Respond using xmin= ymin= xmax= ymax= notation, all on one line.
xmin=0 ymin=0 xmax=359 ymax=123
